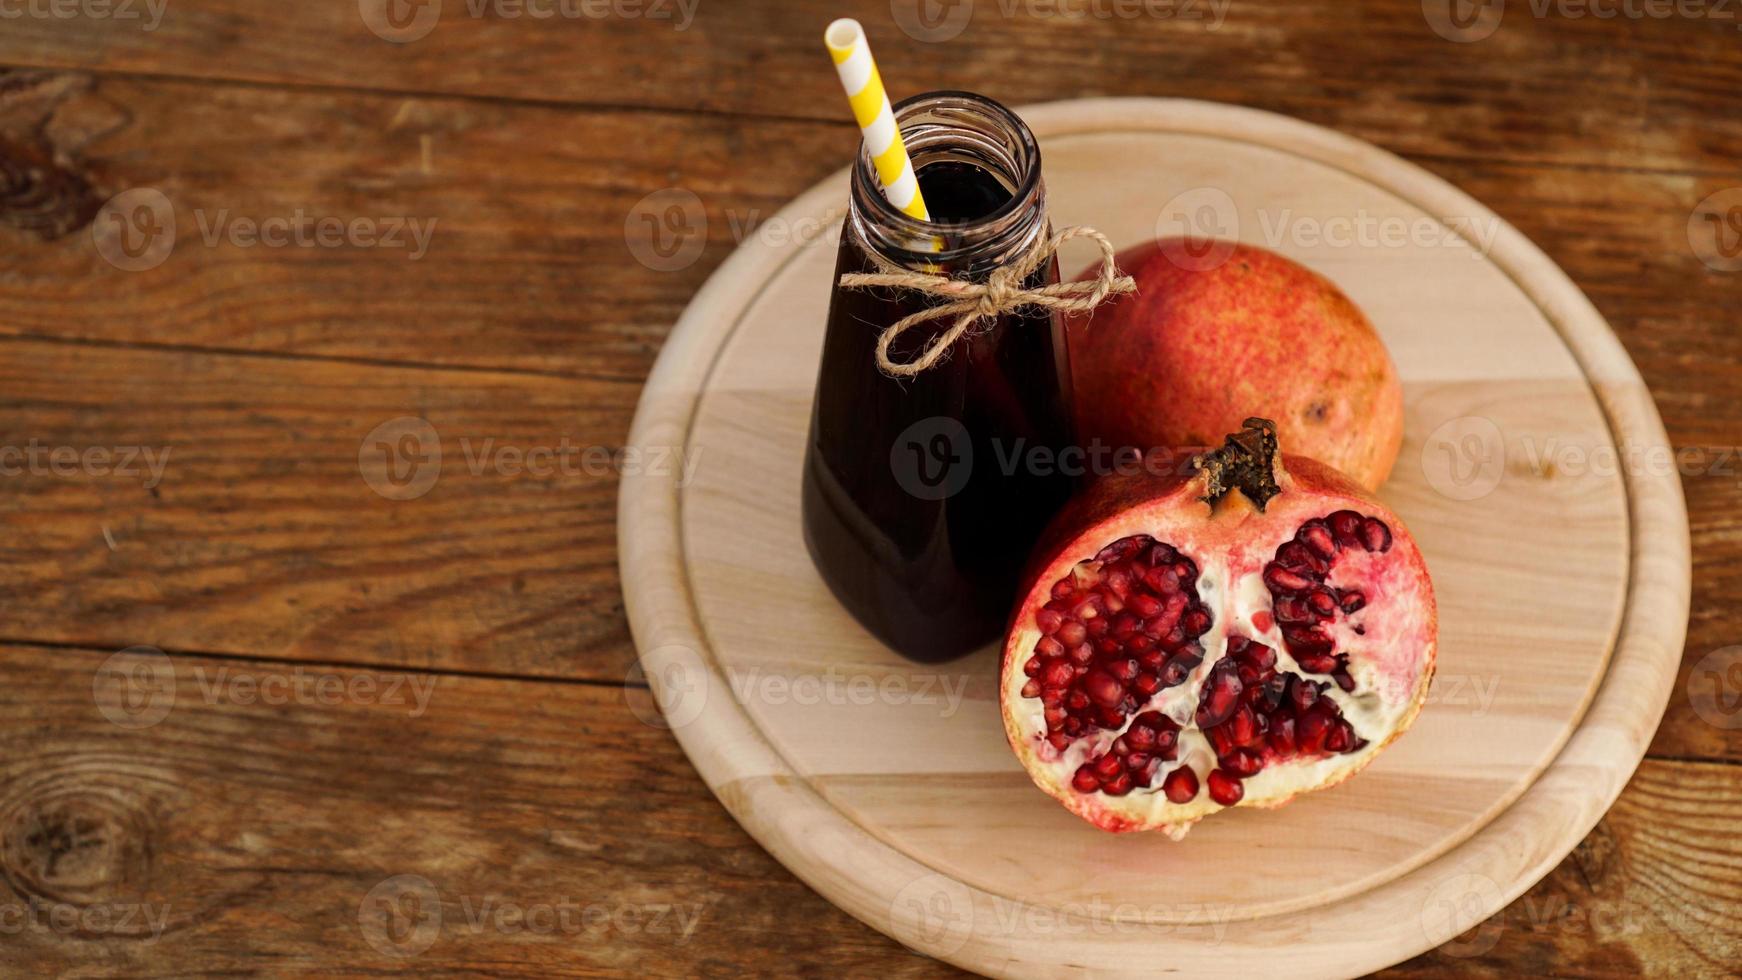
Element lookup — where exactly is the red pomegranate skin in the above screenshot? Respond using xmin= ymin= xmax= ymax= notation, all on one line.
xmin=1070 ymin=239 xmax=1404 ymax=490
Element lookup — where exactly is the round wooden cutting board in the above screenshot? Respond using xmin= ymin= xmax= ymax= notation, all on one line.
xmin=617 ymin=99 xmax=1690 ymax=978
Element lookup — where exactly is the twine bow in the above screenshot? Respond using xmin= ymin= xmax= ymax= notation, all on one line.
xmin=839 ymin=225 xmax=1136 ymax=377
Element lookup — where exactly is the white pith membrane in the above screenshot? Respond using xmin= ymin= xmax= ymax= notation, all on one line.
xmin=1000 ymin=469 xmax=1436 ymax=838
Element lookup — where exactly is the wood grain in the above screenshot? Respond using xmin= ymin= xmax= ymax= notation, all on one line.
xmin=0 ymin=2 xmax=1735 ymax=975
xmin=0 ymin=643 xmax=1733 ymax=977
xmin=0 ymin=335 xmax=637 ymax=680
xmin=1 ymin=1 xmax=1738 ymax=173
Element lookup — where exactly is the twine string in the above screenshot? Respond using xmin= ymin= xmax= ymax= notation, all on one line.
xmin=838 ymin=225 xmax=1135 ymax=377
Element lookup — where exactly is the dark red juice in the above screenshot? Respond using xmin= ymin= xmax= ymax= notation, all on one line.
xmin=803 ymin=133 xmax=1075 ymax=662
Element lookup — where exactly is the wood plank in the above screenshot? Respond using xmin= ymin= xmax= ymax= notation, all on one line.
xmin=2 ymin=69 xmax=1738 ymax=400
xmin=0 ymin=644 xmax=960 ymax=977
xmin=1 ymin=1 xmax=1738 ymax=173
xmin=0 ymin=336 xmax=639 ymax=680
xmin=0 ymin=644 xmax=1732 ymax=976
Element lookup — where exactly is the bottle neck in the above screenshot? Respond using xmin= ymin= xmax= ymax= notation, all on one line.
xmin=848 ymin=91 xmax=1048 ymax=277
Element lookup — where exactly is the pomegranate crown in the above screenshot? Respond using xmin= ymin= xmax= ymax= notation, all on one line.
xmin=1192 ymin=417 xmax=1281 ymax=511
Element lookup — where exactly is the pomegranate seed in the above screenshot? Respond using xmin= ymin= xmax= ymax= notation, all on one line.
xmin=1298 ymin=712 xmax=1331 ymax=752
xmin=1084 ymin=670 xmax=1124 ymax=708
xmin=1047 ymin=732 xmax=1070 ymax=751
xmin=1277 ymin=541 xmax=1325 ymax=575
xmin=1023 ymin=655 xmax=1044 ymax=677
xmin=1230 ymin=705 xmax=1258 ymax=745
xmin=1283 ymin=626 xmax=1334 ymax=657
xmin=1067 ymin=691 xmax=1089 ymax=710
xmin=1162 ymin=766 xmax=1199 ymax=803
xmin=1129 ymin=594 xmax=1163 ymax=617
xmin=1195 ymin=662 xmax=1242 ymax=728
xmin=1072 ymin=766 xmax=1099 ymax=792
xmin=1291 ymin=679 xmax=1319 ymax=710
xmin=1241 ymin=642 xmax=1277 ymax=671
xmin=1144 ymin=566 xmax=1177 ymax=595
xmin=1207 ymin=769 xmax=1244 ymax=806
xmin=1036 ymin=608 xmax=1064 ymax=634
xmin=1103 ymin=771 xmax=1134 ymax=796
xmin=1057 ymin=620 xmax=1087 ymax=646
xmin=1339 ymin=591 xmax=1366 ymax=613
xmin=1325 ymin=723 xmax=1354 ymax=753
xmin=1043 ymin=661 xmax=1075 ymax=688
xmin=1021 ymin=679 xmax=1041 ymax=698
xmin=1044 ymin=706 xmax=1067 ymax=730
xmin=1300 ymin=522 xmax=1337 ymax=560
xmin=1250 ymin=609 xmax=1274 ymax=633
xmin=1051 ymin=579 xmax=1076 ymax=600
xmin=1068 ymin=643 xmax=1094 ymax=665
xmin=1111 ymin=613 xmax=1141 ymax=637
xmin=1125 ymin=723 xmax=1156 ymax=752
xmin=1307 ymin=588 xmax=1337 ymax=617
xmin=1275 ymin=597 xmax=1312 ymax=624
xmin=1226 ymin=636 xmax=1250 ymax=657
xmin=1264 ymin=563 xmax=1312 ymax=593
xmin=1361 ymin=518 xmax=1392 ymax=553
xmin=1269 ymin=715 xmax=1297 ymax=754
xmin=1295 ymin=653 xmax=1338 ymax=674
xmin=1092 ymin=753 xmax=1120 ymax=778
xmin=1041 ymin=688 xmax=1064 ymax=708
xmin=1073 ymin=596 xmax=1101 ymax=620
xmin=1153 ymin=728 xmax=1179 ymax=756
xmin=1133 ymin=672 xmax=1161 ymax=695
xmin=1111 ymin=659 xmax=1139 ymax=682
xmin=1222 ymin=747 xmax=1262 ymax=778
xmin=1036 ymin=636 xmax=1064 ymax=658
xmin=1330 ymin=511 xmax=1364 ymax=548
xmin=1146 ymin=542 xmax=1178 ymax=566
xmin=1333 ymin=669 xmax=1356 ymax=693
xmin=1182 ymin=609 xmax=1212 ymax=636
xmin=1104 ymin=568 xmax=1132 ymax=598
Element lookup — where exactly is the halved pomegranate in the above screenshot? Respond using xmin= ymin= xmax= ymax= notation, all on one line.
xmin=1000 ymin=419 xmax=1436 ymax=836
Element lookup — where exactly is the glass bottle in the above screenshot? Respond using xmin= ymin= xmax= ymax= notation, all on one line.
xmin=801 ymin=91 xmax=1075 ymax=663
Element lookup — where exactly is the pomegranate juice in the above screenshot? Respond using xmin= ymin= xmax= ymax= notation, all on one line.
xmin=802 ymin=148 xmax=1075 ymax=663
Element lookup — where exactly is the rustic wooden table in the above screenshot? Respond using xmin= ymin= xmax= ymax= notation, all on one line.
xmin=0 ymin=2 xmax=1737 ymax=976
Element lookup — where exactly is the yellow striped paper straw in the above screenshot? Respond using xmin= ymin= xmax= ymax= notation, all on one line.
xmin=825 ymin=18 xmax=930 ymax=222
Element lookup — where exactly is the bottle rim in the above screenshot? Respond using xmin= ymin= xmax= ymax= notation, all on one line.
xmin=851 ymin=90 xmax=1045 ymax=269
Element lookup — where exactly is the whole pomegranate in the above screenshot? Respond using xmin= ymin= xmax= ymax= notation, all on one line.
xmin=1070 ymin=240 xmax=1404 ymax=489
xmin=1000 ymin=419 xmax=1436 ymax=836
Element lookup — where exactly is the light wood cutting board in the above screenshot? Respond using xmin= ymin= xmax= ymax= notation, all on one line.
xmin=617 ymin=98 xmax=1690 ymax=978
